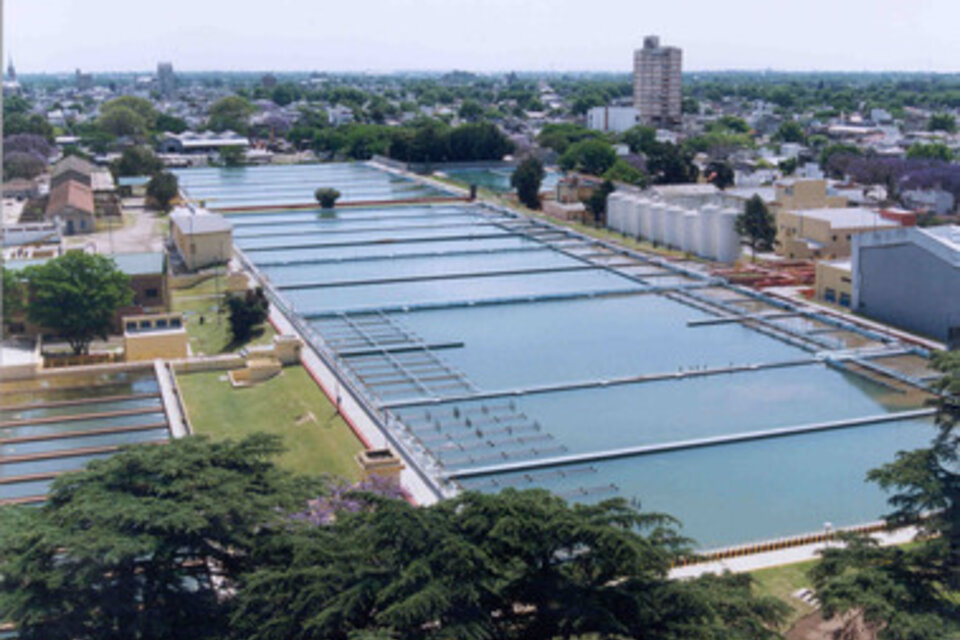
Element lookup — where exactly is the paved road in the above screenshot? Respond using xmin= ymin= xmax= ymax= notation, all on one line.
xmin=65 ymin=205 xmax=165 ymax=254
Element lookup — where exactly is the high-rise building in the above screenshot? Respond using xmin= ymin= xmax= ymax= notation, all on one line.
xmin=75 ymin=68 xmax=94 ymax=91
xmin=633 ymin=35 xmax=682 ymax=128
xmin=157 ymin=62 xmax=176 ymax=98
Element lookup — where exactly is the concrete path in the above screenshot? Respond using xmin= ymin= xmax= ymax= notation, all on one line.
xmin=669 ymin=526 xmax=919 ymax=578
xmin=65 ymin=208 xmax=165 ymax=254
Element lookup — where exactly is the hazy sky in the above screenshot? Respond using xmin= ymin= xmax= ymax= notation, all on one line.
xmin=4 ymin=0 xmax=959 ymax=74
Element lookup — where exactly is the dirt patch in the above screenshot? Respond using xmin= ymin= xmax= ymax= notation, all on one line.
xmin=787 ymin=611 xmax=878 ymax=640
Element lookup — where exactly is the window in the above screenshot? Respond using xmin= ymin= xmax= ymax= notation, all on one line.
xmin=170 ymin=317 xmax=182 ymax=328
xmin=126 ymin=322 xmax=137 ymax=332
xmin=831 ymin=235 xmax=838 ymax=242
xmin=846 ymin=234 xmax=851 ymax=241
xmin=145 ymin=288 xmax=159 ymax=299
xmin=839 ymin=292 xmax=851 ymax=307
xmin=841 ymin=277 xmax=851 ymax=283
xmin=824 ymin=288 xmax=836 ymax=303
xmin=139 ymin=320 xmax=152 ymax=329
xmin=156 ymin=319 xmax=168 ymax=329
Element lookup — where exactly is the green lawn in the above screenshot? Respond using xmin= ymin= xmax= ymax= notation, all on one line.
xmin=749 ymin=559 xmax=818 ymax=629
xmin=171 ymin=277 xmax=275 ymax=355
xmin=178 ymin=366 xmax=364 ymax=480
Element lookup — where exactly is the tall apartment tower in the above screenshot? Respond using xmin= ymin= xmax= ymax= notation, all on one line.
xmin=157 ymin=62 xmax=176 ymax=98
xmin=633 ymin=36 xmax=682 ymax=128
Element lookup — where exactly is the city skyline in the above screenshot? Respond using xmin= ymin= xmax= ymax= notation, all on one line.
xmin=4 ymin=0 xmax=959 ymax=74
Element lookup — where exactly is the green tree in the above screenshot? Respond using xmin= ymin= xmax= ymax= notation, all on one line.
xmin=2 ymin=112 xmax=55 ymax=140
xmin=622 ymin=124 xmax=657 ymax=154
xmin=2 ymin=267 xmax=26 ymax=327
xmin=773 ymin=120 xmax=806 ymax=144
xmin=207 ymin=95 xmax=255 ymax=133
xmin=0 ymin=434 xmax=316 ymax=640
xmin=232 ymin=487 xmax=786 ymax=640
xmin=810 ymin=351 xmax=960 ymax=638
xmin=646 ymin=142 xmax=699 ymax=184
xmin=226 ymin=288 xmax=269 ymax=343
xmin=155 ymin=112 xmax=188 ymax=133
xmin=97 ymin=106 xmax=148 ymax=138
xmin=315 ymin=187 xmax=342 ymax=209
xmin=705 ymin=160 xmax=735 ymax=190
xmin=457 ymin=99 xmax=484 ymax=122
xmin=146 ymin=171 xmax=179 ymax=212
xmin=111 ymin=145 xmax=163 ymax=177
xmin=536 ymin=123 xmax=597 ymax=154
xmin=559 ymin=139 xmax=617 ymax=176
xmin=510 ymin=157 xmax=545 ymax=209
xmin=603 ymin=157 xmax=647 ymax=187
xmin=906 ymin=142 xmax=954 ymax=162
xmin=219 ymin=145 xmax=246 ymax=167
xmin=584 ymin=179 xmax=615 ymax=226
xmin=735 ymin=194 xmax=776 ymax=260
xmin=101 ymin=96 xmax=159 ymax=129
xmin=928 ymin=113 xmax=957 ymax=133
xmin=23 ymin=253 xmax=133 ymax=354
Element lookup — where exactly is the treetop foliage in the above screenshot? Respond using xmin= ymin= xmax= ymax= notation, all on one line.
xmin=0 ymin=435 xmax=791 ymax=640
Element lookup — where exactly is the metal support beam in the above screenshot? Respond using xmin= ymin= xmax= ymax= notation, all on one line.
xmin=445 ymin=408 xmax=937 ymax=480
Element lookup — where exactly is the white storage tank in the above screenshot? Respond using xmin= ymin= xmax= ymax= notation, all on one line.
xmin=650 ymin=202 xmax=666 ymax=245
xmin=714 ymin=208 xmax=741 ymax=263
xmin=698 ymin=204 xmax=719 ymax=260
xmin=665 ymin=205 xmax=685 ymax=249
xmin=681 ymin=211 xmax=698 ymax=253
xmin=607 ymin=192 xmax=627 ymax=233
xmin=624 ymin=195 xmax=643 ymax=238
xmin=638 ymin=198 xmax=652 ymax=240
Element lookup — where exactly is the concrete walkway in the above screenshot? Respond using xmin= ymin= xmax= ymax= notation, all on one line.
xmin=669 ymin=526 xmax=919 ymax=578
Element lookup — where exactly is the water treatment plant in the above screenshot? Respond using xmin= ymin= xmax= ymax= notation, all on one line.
xmin=171 ymin=162 xmax=942 ymax=551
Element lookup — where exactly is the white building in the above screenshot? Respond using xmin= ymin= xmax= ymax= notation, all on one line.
xmin=586 ymin=106 xmax=639 ymax=133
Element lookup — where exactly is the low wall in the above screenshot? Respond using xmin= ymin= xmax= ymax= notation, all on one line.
xmin=370 ymin=155 xmax=516 ymax=175
xmin=169 ymin=354 xmax=245 ymax=374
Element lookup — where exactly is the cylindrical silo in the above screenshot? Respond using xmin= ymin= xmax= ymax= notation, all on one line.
xmin=607 ymin=192 xmax=625 ymax=233
xmin=624 ymin=195 xmax=642 ymax=238
xmin=698 ymin=204 xmax=719 ymax=260
xmin=638 ymin=198 xmax=652 ymax=240
xmin=665 ymin=205 xmax=685 ymax=249
xmin=681 ymin=211 xmax=698 ymax=253
xmin=714 ymin=208 xmax=741 ymax=263
xmin=650 ymin=202 xmax=666 ymax=245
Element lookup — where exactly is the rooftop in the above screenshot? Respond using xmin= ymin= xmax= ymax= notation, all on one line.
xmin=5 ymin=251 xmax=164 ymax=275
xmin=791 ymin=208 xmax=899 ymax=230
xmin=46 ymin=180 xmax=94 ymax=216
xmin=170 ymin=209 xmax=233 ymax=235
xmin=52 ymin=155 xmax=95 ymax=177
xmin=922 ymin=224 xmax=960 ymax=252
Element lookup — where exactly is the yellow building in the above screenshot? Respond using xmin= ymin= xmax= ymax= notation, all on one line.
xmin=814 ymin=260 xmax=853 ymax=307
xmin=772 ymin=179 xmax=847 ymax=212
xmin=123 ymin=312 xmax=189 ymax=361
xmin=776 ymin=208 xmax=899 ymax=260
xmin=169 ymin=208 xmax=233 ymax=271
